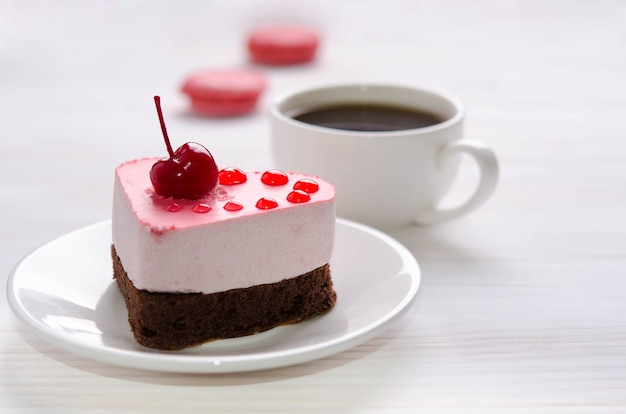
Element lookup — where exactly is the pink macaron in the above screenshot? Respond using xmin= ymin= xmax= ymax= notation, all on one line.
xmin=181 ymin=69 xmax=267 ymax=116
xmin=248 ymin=25 xmax=319 ymax=65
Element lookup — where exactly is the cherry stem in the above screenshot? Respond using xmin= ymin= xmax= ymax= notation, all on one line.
xmin=154 ymin=96 xmax=175 ymax=158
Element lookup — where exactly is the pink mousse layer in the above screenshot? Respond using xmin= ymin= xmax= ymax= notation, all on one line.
xmin=112 ymin=157 xmax=336 ymax=294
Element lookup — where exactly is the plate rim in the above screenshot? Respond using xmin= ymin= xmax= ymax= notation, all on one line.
xmin=6 ymin=218 xmax=420 ymax=373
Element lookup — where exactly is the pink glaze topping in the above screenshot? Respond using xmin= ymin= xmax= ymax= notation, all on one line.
xmin=115 ymin=157 xmax=334 ymax=234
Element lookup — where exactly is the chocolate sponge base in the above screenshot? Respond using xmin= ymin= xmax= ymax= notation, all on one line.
xmin=111 ymin=245 xmax=337 ymax=351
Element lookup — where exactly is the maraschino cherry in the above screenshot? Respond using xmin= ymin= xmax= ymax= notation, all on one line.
xmin=150 ymin=96 xmax=218 ymax=199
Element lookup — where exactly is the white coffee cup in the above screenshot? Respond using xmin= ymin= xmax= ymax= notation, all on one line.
xmin=269 ymin=81 xmax=499 ymax=230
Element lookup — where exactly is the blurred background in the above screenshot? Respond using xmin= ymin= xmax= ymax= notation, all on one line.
xmin=2 ymin=0 xmax=625 ymax=276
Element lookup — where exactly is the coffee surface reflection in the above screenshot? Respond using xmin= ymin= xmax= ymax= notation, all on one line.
xmin=290 ymin=103 xmax=444 ymax=132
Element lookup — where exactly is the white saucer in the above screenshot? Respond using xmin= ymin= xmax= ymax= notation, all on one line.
xmin=7 ymin=219 xmax=420 ymax=374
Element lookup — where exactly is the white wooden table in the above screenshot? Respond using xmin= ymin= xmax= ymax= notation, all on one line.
xmin=2 ymin=1 xmax=625 ymax=412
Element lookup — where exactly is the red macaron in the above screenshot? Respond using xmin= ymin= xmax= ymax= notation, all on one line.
xmin=181 ymin=69 xmax=267 ymax=117
xmin=248 ymin=25 xmax=320 ymax=65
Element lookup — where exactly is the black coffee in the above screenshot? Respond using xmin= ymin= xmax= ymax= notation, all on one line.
xmin=289 ymin=103 xmax=445 ymax=132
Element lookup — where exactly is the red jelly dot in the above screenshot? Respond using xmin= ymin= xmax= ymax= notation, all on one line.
xmin=166 ymin=203 xmax=182 ymax=212
xmin=261 ymin=170 xmax=289 ymax=186
xmin=293 ymin=179 xmax=319 ymax=193
xmin=286 ymin=190 xmax=311 ymax=203
xmin=218 ymin=167 xmax=247 ymax=185
xmin=223 ymin=200 xmax=244 ymax=211
xmin=192 ymin=203 xmax=212 ymax=213
xmin=256 ymin=197 xmax=278 ymax=210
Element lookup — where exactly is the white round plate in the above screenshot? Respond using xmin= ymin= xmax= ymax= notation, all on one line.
xmin=7 ymin=219 xmax=420 ymax=374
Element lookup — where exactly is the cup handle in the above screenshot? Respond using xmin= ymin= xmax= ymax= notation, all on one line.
xmin=415 ymin=140 xmax=499 ymax=225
